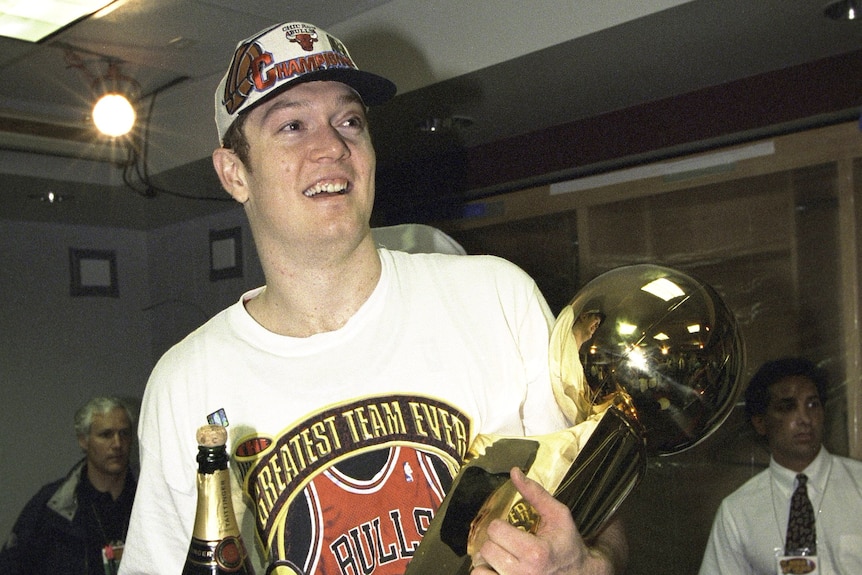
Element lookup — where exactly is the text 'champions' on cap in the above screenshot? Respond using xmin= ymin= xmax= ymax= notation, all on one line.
xmin=214 ymin=22 xmax=397 ymax=143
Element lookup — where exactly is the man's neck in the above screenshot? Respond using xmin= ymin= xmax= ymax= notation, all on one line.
xmin=87 ymin=466 xmax=127 ymax=501
xmin=250 ymin=238 xmax=382 ymax=337
xmin=773 ymin=445 xmax=823 ymax=474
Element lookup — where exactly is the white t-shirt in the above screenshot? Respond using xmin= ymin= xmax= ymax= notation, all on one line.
xmin=699 ymin=447 xmax=862 ymax=575
xmin=120 ymin=249 xmax=568 ymax=575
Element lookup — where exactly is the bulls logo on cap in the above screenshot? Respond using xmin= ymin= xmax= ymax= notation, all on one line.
xmin=287 ymin=28 xmax=318 ymax=52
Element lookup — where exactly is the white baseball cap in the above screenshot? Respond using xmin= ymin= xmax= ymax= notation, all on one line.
xmin=214 ymin=22 xmax=396 ymax=143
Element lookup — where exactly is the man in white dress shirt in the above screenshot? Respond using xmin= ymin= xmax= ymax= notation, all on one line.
xmin=699 ymin=357 xmax=862 ymax=575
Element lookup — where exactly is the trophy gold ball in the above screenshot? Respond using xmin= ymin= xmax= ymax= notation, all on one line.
xmin=569 ymin=264 xmax=745 ymax=455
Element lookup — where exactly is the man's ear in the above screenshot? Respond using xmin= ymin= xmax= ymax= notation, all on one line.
xmin=213 ymin=147 xmax=249 ymax=204
xmin=751 ymin=414 xmax=767 ymax=437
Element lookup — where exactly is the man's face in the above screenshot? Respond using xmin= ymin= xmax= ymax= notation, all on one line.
xmin=572 ymin=312 xmax=603 ymax=349
xmin=222 ymin=81 xmax=377 ymax=254
xmin=78 ymin=407 xmax=132 ymax=478
xmin=752 ymin=375 xmax=824 ymax=471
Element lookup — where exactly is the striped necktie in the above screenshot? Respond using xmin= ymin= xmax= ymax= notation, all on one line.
xmin=785 ymin=473 xmax=816 ymax=555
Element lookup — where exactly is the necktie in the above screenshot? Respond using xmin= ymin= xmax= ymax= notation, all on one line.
xmin=785 ymin=473 xmax=816 ymax=554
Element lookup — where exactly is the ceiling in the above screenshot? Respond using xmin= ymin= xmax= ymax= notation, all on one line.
xmin=0 ymin=0 xmax=859 ymax=229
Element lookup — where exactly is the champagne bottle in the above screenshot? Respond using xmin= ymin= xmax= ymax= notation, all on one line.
xmin=182 ymin=425 xmax=256 ymax=575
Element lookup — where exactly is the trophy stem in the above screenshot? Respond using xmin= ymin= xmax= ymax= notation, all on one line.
xmin=553 ymin=405 xmax=646 ymax=542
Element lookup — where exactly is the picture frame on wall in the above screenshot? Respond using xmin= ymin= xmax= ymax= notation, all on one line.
xmin=210 ymin=226 xmax=243 ymax=281
xmin=69 ymin=248 xmax=119 ymax=297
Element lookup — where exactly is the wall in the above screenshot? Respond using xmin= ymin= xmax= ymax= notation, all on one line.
xmin=145 ymin=207 xmax=263 ymax=363
xmin=0 ymin=205 xmax=262 ymax=543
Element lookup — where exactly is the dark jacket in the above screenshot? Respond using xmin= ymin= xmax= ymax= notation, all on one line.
xmin=0 ymin=459 xmax=137 ymax=575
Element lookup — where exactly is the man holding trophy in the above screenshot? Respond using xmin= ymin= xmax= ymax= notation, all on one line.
xmin=121 ymin=20 xmax=631 ymax=575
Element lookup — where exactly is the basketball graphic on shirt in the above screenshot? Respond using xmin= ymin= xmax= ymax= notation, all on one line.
xmin=272 ymin=447 xmax=451 ymax=575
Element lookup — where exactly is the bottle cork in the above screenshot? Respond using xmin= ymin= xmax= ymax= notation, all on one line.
xmin=196 ymin=424 xmax=228 ymax=447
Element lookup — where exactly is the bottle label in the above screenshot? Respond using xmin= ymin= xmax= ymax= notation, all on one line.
xmin=186 ymin=536 xmax=249 ymax=572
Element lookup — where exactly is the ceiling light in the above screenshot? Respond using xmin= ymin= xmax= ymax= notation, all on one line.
xmin=91 ymin=60 xmax=139 ymax=137
xmin=0 ymin=1 xmax=116 ymax=43
xmin=640 ymin=278 xmax=685 ymax=301
xmin=417 ymin=117 xmax=443 ymax=133
xmin=92 ymin=93 xmax=135 ymax=137
xmin=618 ymin=322 xmax=637 ymax=336
xmin=416 ymin=115 xmax=475 ymax=133
xmin=29 ymin=191 xmax=73 ymax=203
xmin=824 ymin=0 xmax=860 ymax=20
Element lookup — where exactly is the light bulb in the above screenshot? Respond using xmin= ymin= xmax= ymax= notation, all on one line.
xmin=93 ymin=93 xmax=136 ymax=137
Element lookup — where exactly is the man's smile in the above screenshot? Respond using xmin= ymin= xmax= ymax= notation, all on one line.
xmin=303 ymin=180 xmax=349 ymax=197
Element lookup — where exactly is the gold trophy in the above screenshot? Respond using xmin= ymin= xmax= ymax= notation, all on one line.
xmin=406 ymin=264 xmax=745 ymax=574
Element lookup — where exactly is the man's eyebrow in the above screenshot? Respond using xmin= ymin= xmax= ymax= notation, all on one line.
xmin=258 ymin=97 xmax=307 ymax=125
xmin=338 ymin=91 xmax=365 ymax=107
